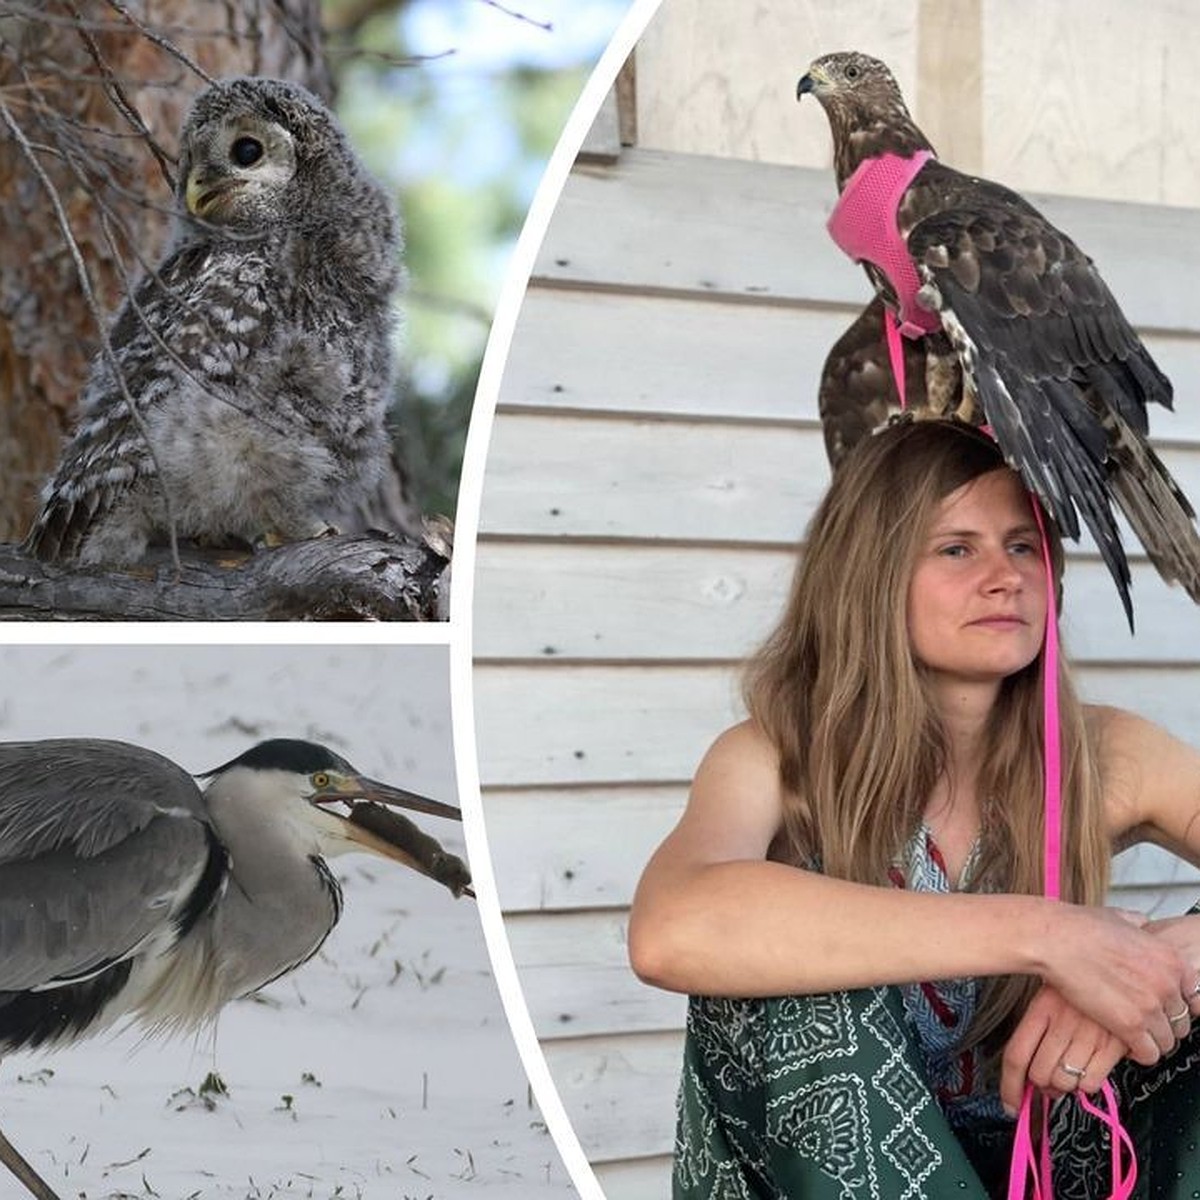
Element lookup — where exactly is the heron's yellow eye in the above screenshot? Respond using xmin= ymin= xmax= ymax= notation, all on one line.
xmin=311 ymin=772 xmax=331 ymax=789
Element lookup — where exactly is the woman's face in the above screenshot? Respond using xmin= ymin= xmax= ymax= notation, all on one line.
xmin=906 ymin=468 xmax=1048 ymax=685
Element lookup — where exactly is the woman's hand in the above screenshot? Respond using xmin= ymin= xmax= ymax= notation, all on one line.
xmin=1000 ymin=984 xmax=1127 ymax=1114
xmin=1144 ymin=912 xmax=1200 ymax=1021
xmin=1035 ymin=903 xmax=1197 ymax=1065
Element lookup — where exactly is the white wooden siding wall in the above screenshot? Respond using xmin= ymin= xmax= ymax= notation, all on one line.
xmin=634 ymin=0 xmax=1200 ymax=210
xmin=472 ymin=148 xmax=1200 ymax=1196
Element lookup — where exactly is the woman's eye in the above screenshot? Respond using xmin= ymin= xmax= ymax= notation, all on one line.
xmin=231 ymin=136 xmax=264 ymax=167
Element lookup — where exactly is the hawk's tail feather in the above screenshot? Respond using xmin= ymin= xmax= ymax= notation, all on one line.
xmin=1102 ymin=409 xmax=1200 ymax=604
xmin=979 ymin=359 xmax=1135 ymax=630
xmin=1087 ymin=355 xmax=1172 ymax=436
xmin=1064 ymin=308 xmax=1173 ymax=413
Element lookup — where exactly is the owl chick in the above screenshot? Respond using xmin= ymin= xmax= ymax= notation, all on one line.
xmin=25 ymin=77 xmax=402 ymax=566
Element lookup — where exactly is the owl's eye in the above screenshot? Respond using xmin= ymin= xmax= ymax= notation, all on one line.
xmin=230 ymin=136 xmax=264 ymax=167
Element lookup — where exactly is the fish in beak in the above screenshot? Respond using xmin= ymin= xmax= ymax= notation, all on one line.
xmin=308 ymin=771 xmax=473 ymax=898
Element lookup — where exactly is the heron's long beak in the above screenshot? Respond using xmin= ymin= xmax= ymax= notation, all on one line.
xmin=313 ymin=773 xmax=462 ymax=821
xmin=308 ymin=775 xmax=472 ymax=897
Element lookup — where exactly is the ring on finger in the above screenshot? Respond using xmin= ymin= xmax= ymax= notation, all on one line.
xmin=1169 ymin=1005 xmax=1191 ymax=1025
xmin=1059 ymin=1061 xmax=1086 ymax=1080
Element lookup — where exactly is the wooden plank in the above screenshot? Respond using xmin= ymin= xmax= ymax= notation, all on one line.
xmin=579 ymin=86 xmax=621 ymax=161
xmin=505 ymin=910 xmax=686 ymax=1038
xmin=473 ymin=663 xmax=1200 ymax=787
xmin=473 ymin=664 xmax=740 ymax=787
xmin=633 ymin=2 xmax=1200 ymax=208
xmin=499 ymin=289 xmax=843 ymax=424
xmin=477 ymin=411 xmax=1200 ymax=547
xmin=984 ymin=2 xmax=1200 ymax=209
xmin=594 ymin=1155 xmax=672 ymax=1199
xmin=475 ymin=540 xmax=1200 ymax=664
xmin=1077 ymin=666 xmax=1200 ymax=746
xmin=1111 ymin=842 xmax=1200 ymax=896
xmin=473 ymin=542 xmax=789 ymax=663
xmin=634 ymin=1 xmax=919 ymax=170
xmin=499 ymin=286 xmax=1200 ymax=441
xmin=535 ymin=150 xmax=1200 ymax=334
xmin=477 ymin=412 xmax=829 ymax=545
xmin=542 ymin=1031 xmax=682 ymax=1163
xmin=484 ymin=786 xmax=684 ymax=912
xmin=535 ymin=152 xmax=858 ymax=307
xmin=1110 ymin=883 xmax=1200 ymax=916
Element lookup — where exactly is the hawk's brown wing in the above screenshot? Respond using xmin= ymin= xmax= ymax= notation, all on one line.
xmin=903 ymin=162 xmax=1198 ymax=625
xmin=818 ymin=297 xmax=937 ymax=469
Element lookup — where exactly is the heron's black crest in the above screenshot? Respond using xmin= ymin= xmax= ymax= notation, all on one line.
xmin=201 ymin=739 xmax=352 ymax=778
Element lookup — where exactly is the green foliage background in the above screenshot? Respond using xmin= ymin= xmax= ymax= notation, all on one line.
xmin=323 ymin=1 xmax=624 ymax=519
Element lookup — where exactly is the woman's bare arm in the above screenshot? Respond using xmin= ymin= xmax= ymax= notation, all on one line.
xmin=1097 ymin=706 xmax=1200 ymax=1016
xmin=628 ymin=720 xmax=1190 ymax=1063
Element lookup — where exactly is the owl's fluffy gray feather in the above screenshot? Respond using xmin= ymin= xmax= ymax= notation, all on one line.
xmin=25 ymin=77 xmax=402 ymax=565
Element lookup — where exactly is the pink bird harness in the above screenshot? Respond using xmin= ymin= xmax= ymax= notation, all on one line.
xmin=826 ymin=149 xmax=940 ymax=338
xmin=830 ymin=150 xmax=1137 ymax=1199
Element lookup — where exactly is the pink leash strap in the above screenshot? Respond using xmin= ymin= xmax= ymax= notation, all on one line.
xmin=882 ymin=311 xmax=1137 ymax=1199
xmin=1004 ymin=498 xmax=1136 ymax=1200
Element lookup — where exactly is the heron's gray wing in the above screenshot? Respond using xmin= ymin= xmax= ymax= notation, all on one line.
xmin=0 ymin=739 xmax=206 ymax=861
xmin=0 ymin=740 xmax=218 ymax=991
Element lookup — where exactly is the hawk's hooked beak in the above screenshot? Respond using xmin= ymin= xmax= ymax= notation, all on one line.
xmin=796 ymin=64 xmax=829 ymax=101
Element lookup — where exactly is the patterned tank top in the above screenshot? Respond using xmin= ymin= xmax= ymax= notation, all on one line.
xmin=888 ymin=825 xmax=1008 ymax=1128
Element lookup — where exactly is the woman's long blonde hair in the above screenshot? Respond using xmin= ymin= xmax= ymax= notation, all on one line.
xmin=744 ymin=420 xmax=1109 ymax=1050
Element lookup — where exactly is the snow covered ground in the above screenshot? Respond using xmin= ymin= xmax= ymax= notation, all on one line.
xmin=0 ymin=644 xmax=576 ymax=1200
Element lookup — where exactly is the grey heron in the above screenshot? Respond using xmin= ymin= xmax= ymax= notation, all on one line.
xmin=0 ymin=736 xmax=472 ymax=1200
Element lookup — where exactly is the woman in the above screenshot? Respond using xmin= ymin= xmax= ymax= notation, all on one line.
xmin=628 ymin=420 xmax=1200 ymax=1198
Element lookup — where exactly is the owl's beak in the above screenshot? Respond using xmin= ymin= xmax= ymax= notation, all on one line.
xmin=186 ymin=171 xmax=237 ymax=218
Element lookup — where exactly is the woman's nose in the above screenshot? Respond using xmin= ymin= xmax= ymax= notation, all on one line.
xmin=982 ymin=549 xmax=1022 ymax=591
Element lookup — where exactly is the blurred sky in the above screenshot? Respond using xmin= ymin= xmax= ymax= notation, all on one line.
xmin=408 ymin=0 xmax=636 ymax=70
xmin=389 ymin=0 xmax=634 ymax=266
xmin=398 ymin=0 xmax=633 ymax=189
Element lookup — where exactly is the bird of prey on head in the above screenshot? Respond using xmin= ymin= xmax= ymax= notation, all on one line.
xmin=798 ymin=50 xmax=1200 ymax=628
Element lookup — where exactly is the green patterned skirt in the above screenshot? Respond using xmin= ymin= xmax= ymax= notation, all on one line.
xmin=674 ymin=987 xmax=1200 ymax=1199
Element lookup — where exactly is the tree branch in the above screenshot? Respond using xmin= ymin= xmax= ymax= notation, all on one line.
xmin=0 ymin=532 xmax=450 ymax=621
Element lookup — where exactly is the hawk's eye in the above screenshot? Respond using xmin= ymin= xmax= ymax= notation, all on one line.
xmin=844 ymin=64 xmax=861 ymax=81
xmin=231 ymin=136 xmax=264 ymax=167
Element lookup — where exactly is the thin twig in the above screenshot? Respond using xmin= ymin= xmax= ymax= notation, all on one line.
xmin=478 ymin=0 xmax=552 ymax=32
xmin=102 ymin=0 xmax=214 ymax=85
xmin=66 ymin=0 xmax=177 ymax=190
